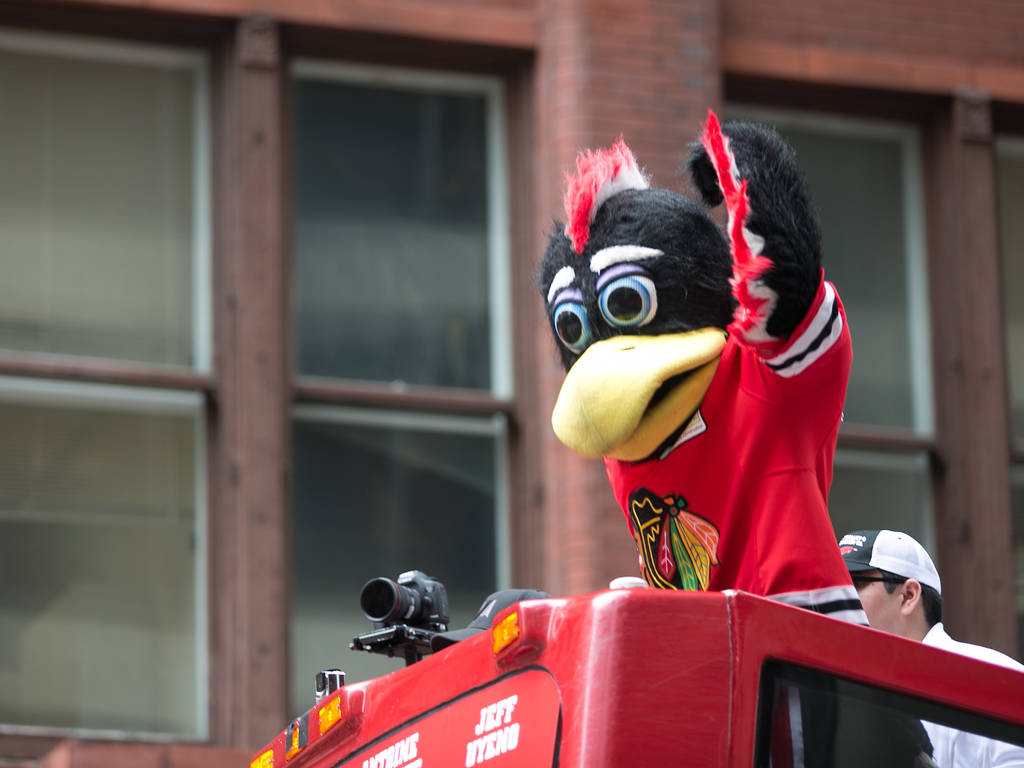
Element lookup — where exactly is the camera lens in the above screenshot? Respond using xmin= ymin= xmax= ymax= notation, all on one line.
xmin=360 ymin=577 xmax=420 ymax=623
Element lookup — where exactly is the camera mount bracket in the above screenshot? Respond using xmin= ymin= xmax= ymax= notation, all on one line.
xmin=350 ymin=624 xmax=440 ymax=666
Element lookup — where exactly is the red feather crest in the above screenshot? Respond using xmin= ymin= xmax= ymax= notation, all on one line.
xmin=563 ymin=137 xmax=648 ymax=254
xmin=700 ymin=109 xmax=776 ymax=346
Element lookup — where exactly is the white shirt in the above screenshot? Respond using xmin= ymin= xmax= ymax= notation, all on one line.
xmin=921 ymin=623 xmax=1024 ymax=768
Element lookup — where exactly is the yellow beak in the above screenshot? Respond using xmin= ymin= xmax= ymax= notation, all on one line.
xmin=551 ymin=328 xmax=726 ymax=461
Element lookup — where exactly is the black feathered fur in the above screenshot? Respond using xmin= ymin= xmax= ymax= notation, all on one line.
xmin=540 ymin=121 xmax=823 ymax=367
xmin=539 ymin=188 xmax=734 ymax=371
xmin=686 ymin=121 xmax=823 ymax=340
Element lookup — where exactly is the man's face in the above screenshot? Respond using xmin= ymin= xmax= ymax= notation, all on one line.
xmin=850 ymin=569 xmax=908 ymax=637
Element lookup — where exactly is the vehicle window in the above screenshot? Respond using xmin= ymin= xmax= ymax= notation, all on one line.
xmin=755 ymin=661 xmax=1024 ymax=768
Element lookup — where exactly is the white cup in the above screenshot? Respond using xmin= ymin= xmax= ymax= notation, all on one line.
xmin=608 ymin=576 xmax=648 ymax=589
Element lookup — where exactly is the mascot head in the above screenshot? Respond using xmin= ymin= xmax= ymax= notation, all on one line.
xmin=538 ymin=137 xmax=734 ymax=462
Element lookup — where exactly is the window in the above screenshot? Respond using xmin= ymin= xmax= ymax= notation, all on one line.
xmin=289 ymin=62 xmax=510 ymax=710
xmin=726 ymin=106 xmax=933 ymax=544
xmin=0 ymin=379 xmax=205 ymax=736
xmin=0 ymin=29 xmax=209 ymax=737
xmin=291 ymin=61 xmax=509 ymax=393
xmin=828 ymin=449 xmax=935 ymax=553
xmin=290 ymin=408 xmax=506 ymax=699
xmin=0 ymin=29 xmax=210 ymax=370
xmin=756 ymin=661 xmax=1024 ymax=767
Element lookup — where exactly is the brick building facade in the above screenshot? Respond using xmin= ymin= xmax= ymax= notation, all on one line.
xmin=1 ymin=0 xmax=1024 ymax=764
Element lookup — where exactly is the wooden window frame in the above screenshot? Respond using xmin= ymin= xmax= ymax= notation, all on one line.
xmin=726 ymin=76 xmax=1019 ymax=656
xmin=0 ymin=14 xmax=218 ymax=751
xmin=283 ymin=55 xmax=519 ymax=713
xmin=218 ymin=18 xmax=538 ymax=748
xmin=0 ymin=5 xmax=538 ymax=763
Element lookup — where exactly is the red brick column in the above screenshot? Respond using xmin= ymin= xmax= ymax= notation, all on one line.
xmin=211 ymin=15 xmax=291 ymax=747
xmin=526 ymin=0 xmax=722 ymax=595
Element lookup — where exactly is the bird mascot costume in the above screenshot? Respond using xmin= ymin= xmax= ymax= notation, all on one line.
xmin=538 ymin=111 xmax=865 ymax=624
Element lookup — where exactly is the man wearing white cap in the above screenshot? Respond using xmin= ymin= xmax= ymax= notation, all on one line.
xmin=839 ymin=529 xmax=1024 ymax=768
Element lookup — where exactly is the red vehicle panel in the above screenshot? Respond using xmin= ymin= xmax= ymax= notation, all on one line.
xmin=251 ymin=590 xmax=1024 ymax=768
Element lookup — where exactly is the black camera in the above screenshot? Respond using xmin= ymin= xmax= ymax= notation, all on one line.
xmin=351 ymin=570 xmax=450 ymax=666
xmin=359 ymin=569 xmax=450 ymax=632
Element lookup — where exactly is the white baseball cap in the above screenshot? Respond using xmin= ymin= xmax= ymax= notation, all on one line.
xmin=838 ymin=529 xmax=941 ymax=595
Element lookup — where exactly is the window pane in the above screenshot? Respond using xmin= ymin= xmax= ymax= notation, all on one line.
xmin=829 ymin=449 xmax=934 ymax=552
xmin=756 ymin=662 xmax=1024 ymax=767
xmin=290 ymin=411 xmax=500 ymax=712
xmin=292 ymin=69 xmax=495 ymax=390
xmin=997 ymin=142 xmax=1024 ymax=440
xmin=0 ymin=384 xmax=203 ymax=736
xmin=781 ymin=127 xmax=927 ymax=431
xmin=726 ymin=109 xmax=931 ymax=432
xmin=0 ymin=36 xmax=205 ymax=368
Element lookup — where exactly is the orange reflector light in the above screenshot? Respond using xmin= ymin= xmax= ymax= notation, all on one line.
xmin=492 ymin=611 xmax=520 ymax=654
xmin=285 ymin=715 xmax=308 ymax=760
xmin=250 ymin=749 xmax=274 ymax=768
xmin=319 ymin=696 xmax=343 ymax=735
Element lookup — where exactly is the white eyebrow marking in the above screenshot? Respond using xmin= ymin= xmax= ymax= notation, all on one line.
xmin=589 ymin=245 xmax=663 ymax=273
xmin=547 ymin=265 xmax=577 ymax=304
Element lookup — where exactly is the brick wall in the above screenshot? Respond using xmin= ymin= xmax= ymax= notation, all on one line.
xmin=722 ymin=0 xmax=1024 ymax=100
xmin=724 ymin=0 xmax=1024 ymax=65
xmin=4 ymin=2 xmax=1024 ymax=760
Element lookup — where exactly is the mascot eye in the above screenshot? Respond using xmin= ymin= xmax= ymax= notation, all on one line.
xmin=553 ymin=302 xmax=592 ymax=353
xmin=598 ymin=274 xmax=658 ymax=328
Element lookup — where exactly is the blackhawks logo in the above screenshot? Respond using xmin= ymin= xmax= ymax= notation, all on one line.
xmin=629 ymin=488 xmax=720 ymax=590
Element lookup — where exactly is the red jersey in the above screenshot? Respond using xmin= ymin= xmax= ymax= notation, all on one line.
xmin=604 ymin=279 xmax=866 ymax=623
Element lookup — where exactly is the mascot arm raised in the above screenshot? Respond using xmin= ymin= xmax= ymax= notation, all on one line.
xmin=686 ymin=111 xmax=824 ymax=356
